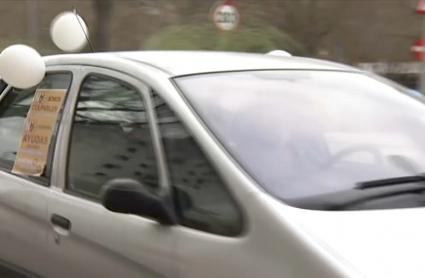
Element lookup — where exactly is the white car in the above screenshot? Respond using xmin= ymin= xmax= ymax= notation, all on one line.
xmin=0 ymin=50 xmax=424 ymax=278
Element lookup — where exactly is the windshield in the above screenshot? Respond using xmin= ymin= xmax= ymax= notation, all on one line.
xmin=174 ymin=70 xmax=425 ymax=210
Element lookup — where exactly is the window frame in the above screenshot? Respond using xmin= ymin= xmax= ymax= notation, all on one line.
xmin=150 ymin=89 xmax=245 ymax=237
xmin=0 ymin=69 xmax=75 ymax=187
xmin=49 ymin=66 xmax=245 ymax=236
xmin=55 ymin=67 xmax=172 ymax=202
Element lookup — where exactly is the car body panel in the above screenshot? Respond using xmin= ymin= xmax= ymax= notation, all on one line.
xmin=274 ymin=198 xmax=425 ymax=278
xmin=43 ymin=51 xmax=359 ymax=77
xmin=0 ymin=67 xmax=79 ymax=278
xmin=174 ymin=190 xmax=363 ymax=278
xmin=46 ymin=188 xmax=176 ymax=278
xmin=44 ymin=53 xmax=372 ymax=278
xmin=0 ymin=51 xmax=415 ymax=278
xmin=0 ymin=171 xmax=50 ymax=277
xmin=45 ymin=66 xmax=177 ymax=278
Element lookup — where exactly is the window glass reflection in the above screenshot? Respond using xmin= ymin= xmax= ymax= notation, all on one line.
xmin=153 ymin=92 xmax=242 ymax=236
xmin=67 ymin=75 xmax=158 ymax=200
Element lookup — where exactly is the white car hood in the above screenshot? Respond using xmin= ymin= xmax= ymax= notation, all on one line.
xmin=285 ymin=206 xmax=425 ymax=278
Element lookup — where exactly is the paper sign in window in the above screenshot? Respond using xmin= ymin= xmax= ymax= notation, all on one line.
xmin=11 ymin=89 xmax=67 ymax=176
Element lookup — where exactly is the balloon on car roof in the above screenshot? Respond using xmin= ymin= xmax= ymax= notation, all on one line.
xmin=0 ymin=44 xmax=45 ymax=89
xmin=266 ymin=50 xmax=292 ymax=57
xmin=50 ymin=11 xmax=89 ymax=53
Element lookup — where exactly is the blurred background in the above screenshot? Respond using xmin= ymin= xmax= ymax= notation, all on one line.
xmin=0 ymin=0 xmax=422 ymax=88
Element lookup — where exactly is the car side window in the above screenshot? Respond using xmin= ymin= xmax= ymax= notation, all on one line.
xmin=0 ymin=72 xmax=72 ymax=185
xmin=67 ymin=74 xmax=159 ymax=201
xmin=153 ymin=92 xmax=243 ymax=236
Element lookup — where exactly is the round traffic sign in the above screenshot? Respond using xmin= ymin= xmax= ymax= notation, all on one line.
xmin=411 ymin=38 xmax=425 ymax=61
xmin=213 ymin=1 xmax=240 ymax=31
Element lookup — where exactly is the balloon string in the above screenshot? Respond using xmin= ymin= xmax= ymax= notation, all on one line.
xmin=72 ymin=7 xmax=94 ymax=53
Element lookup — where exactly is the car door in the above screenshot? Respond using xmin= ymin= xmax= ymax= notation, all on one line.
xmin=150 ymin=92 xmax=246 ymax=278
xmin=46 ymin=67 xmax=177 ymax=278
xmin=0 ymin=69 xmax=75 ymax=278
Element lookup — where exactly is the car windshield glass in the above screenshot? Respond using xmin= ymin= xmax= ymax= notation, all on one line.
xmin=174 ymin=70 xmax=425 ymax=210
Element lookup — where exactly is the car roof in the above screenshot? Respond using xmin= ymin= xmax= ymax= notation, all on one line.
xmin=44 ymin=50 xmax=360 ymax=77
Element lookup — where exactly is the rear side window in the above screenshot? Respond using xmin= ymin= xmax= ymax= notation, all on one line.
xmin=0 ymin=73 xmax=72 ymax=186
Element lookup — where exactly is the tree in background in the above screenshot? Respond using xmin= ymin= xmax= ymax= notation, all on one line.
xmin=0 ymin=0 xmax=412 ymax=63
xmin=143 ymin=13 xmax=305 ymax=55
xmin=93 ymin=0 xmax=113 ymax=51
xmin=256 ymin=0 xmax=347 ymax=59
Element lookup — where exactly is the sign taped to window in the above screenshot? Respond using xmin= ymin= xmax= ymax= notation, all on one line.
xmin=11 ymin=89 xmax=67 ymax=176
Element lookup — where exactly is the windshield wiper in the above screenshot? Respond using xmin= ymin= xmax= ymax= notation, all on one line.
xmin=355 ymin=174 xmax=425 ymax=189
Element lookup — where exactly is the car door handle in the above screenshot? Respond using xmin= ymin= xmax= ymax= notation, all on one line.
xmin=50 ymin=214 xmax=71 ymax=231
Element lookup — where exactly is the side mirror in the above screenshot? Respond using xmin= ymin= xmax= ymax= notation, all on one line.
xmin=100 ymin=179 xmax=177 ymax=225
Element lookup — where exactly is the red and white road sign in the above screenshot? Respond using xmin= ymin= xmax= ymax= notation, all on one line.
xmin=417 ymin=0 xmax=425 ymax=14
xmin=411 ymin=38 xmax=425 ymax=61
xmin=212 ymin=0 xmax=240 ymax=31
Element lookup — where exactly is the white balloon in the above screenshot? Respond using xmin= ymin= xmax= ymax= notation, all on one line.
xmin=0 ymin=44 xmax=45 ymax=89
xmin=267 ymin=50 xmax=292 ymax=57
xmin=50 ymin=11 xmax=89 ymax=52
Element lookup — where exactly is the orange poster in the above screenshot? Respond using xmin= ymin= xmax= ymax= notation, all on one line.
xmin=12 ymin=89 xmax=67 ymax=176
